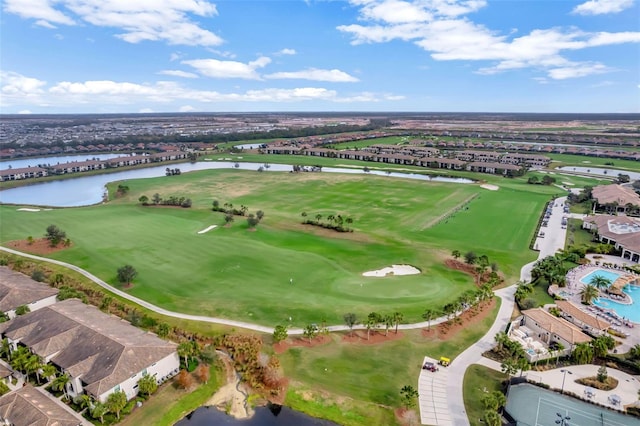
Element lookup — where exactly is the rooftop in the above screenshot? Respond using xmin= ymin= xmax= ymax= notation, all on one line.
xmin=0 ymin=266 xmax=58 ymax=313
xmin=522 ymin=308 xmax=592 ymax=345
xmin=0 ymin=385 xmax=85 ymax=426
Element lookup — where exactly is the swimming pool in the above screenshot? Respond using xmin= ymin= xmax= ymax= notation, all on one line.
xmin=594 ymin=285 xmax=640 ymax=323
xmin=580 ymin=269 xmax=621 ymax=286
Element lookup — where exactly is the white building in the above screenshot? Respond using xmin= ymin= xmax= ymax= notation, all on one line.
xmin=0 ymin=299 xmax=179 ymax=402
xmin=0 ymin=266 xmax=58 ymax=319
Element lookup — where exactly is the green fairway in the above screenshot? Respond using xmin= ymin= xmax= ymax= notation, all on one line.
xmin=1 ymin=168 xmax=544 ymax=325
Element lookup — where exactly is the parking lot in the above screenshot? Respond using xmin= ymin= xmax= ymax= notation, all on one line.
xmin=418 ymin=356 xmax=452 ymax=426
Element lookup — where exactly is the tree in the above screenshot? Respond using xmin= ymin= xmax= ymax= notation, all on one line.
xmin=597 ymin=365 xmax=608 ymax=383
xmin=392 ymin=311 xmax=403 ymax=334
xmin=500 ymin=358 xmax=518 ymax=378
xmin=157 ymin=322 xmax=170 ymax=338
xmin=464 ymin=251 xmax=478 ymax=265
xmin=579 ymin=284 xmax=599 ymax=305
xmin=152 ymin=193 xmax=162 ymax=205
xmin=483 ymin=410 xmax=502 ymax=426
xmin=344 ymin=313 xmax=357 ymax=336
xmin=178 ymin=341 xmax=194 ymax=367
xmin=74 ymin=394 xmax=93 ymax=411
xmin=105 ymin=390 xmax=127 ymax=419
xmin=272 ymin=324 xmax=288 ymax=343
xmin=303 ymin=324 xmax=318 ymax=343
xmin=247 ymin=214 xmax=259 ymax=229
xmin=224 ymin=213 xmax=234 ymax=225
xmin=25 ymin=354 xmax=42 ymax=383
xmin=451 ymin=249 xmax=461 ymax=259
xmin=573 ymin=342 xmax=594 ymax=364
xmin=90 ymin=402 xmax=108 ymax=424
xmin=41 ymin=364 xmax=57 ymax=383
xmin=45 ymin=224 xmax=66 ymax=247
xmin=137 ymin=373 xmax=158 ymax=397
xmin=382 ymin=314 xmax=394 ymax=336
xmin=212 ymin=200 xmax=220 ymax=210
xmin=422 ymin=309 xmax=437 ymax=330
xmin=195 ymin=364 xmax=210 ymax=384
xmin=516 ymin=357 xmax=530 ymax=377
xmin=31 ymin=269 xmax=46 ymax=282
xmin=15 ymin=305 xmax=30 ymax=316
xmin=400 ymin=385 xmax=419 ymax=408
xmin=366 ymin=312 xmax=381 ymax=340
xmin=117 ymin=265 xmax=137 ymax=286
xmin=589 ymin=274 xmax=612 ymax=291
xmin=176 ymin=369 xmax=193 ymax=390
xmin=256 ymin=210 xmax=265 ymax=221
xmin=591 ymin=335 xmax=614 ymax=358
xmin=52 ymin=373 xmax=70 ymax=400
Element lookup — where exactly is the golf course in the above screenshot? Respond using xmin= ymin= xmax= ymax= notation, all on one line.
xmin=0 ymin=167 xmax=557 ymax=327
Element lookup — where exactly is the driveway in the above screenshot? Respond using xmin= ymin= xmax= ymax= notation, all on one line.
xmin=418 ymin=357 xmax=452 ymax=426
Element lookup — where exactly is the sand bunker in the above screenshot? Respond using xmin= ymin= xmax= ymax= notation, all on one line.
xmin=17 ymin=208 xmax=41 ymax=212
xmin=197 ymin=225 xmax=218 ymax=234
xmin=562 ymin=181 xmax=575 ymax=186
xmin=480 ymin=184 xmax=499 ymax=191
xmin=363 ymin=265 xmax=420 ymax=277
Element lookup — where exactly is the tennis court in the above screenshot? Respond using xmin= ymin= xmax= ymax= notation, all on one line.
xmin=505 ymin=384 xmax=640 ymax=426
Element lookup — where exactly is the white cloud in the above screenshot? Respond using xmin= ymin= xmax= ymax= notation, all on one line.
xmin=573 ymin=0 xmax=634 ymax=15
xmin=183 ymin=57 xmax=271 ymax=79
xmin=385 ymin=94 xmax=406 ymax=100
xmin=4 ymin=0 xmax=223 ymax=46
xmin=158 ymin=70 xmax=199 ymax=78
xmin=4 ymin=0 xmax=75 ymax=25
xmin=265 ymin=68 xmax=359 ymax=82
xmin=547 ymin=62 xmax=611 ymax=80
xmin=590 ymin=80 xmax=614 ymax=87
xmin=179 ymin=105 xmax=196 ymax=112
xmin=18 ymin=110 xmax=33 ymax=114
xmin=170 ymin=52 xmax=183 ymax=61
xmin=1 ymin=71 xmax=47 ymax=95
xmin=339 ymin=1 xmax=640 ymax=80
xmin=139 ymin=108 xmax=154 ymax=113
xmin=277 ymin=48 xmax=297 ymax=55
xmin=35 ymin=19 xmax=57 ymax=29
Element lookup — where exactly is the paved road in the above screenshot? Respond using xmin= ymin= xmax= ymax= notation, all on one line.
xmin=443 ymin=195 xmax=571 ymax=426
xmin=0 ymin=246 xmax=454 ymax=335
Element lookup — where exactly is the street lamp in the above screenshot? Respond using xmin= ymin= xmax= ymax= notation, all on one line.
xmin=555 ymin=412 xmax=571 ymax=426
xmin=560 ymin=369 xmax=572 ymax=395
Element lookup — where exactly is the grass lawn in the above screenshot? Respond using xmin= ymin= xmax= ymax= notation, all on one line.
xmin=547 ymin=154 xmax=640 ymax=173
xmin=0 ymin=168 xmax=539 ymax=326
xmin=120 ymin=362 xmax=223 ymax=426
xmin=463 ymin=364 xmax=505 ymax=426
xmin=566 ymin=218 xmax=594 ymax=248
xmin=279 ymin=300 xmax=499 ymax=416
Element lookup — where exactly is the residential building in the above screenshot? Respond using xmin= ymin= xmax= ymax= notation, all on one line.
xmin=591 ymin=184 xmax=640 ymax=213
xmin=0 ymin=299 xmax=179 ymax=403
xmin=0 ymin=385 xmax=88 ymax=426
xmin=0 ymin=166 xmax=48 ymax=182
xmin=0 ymin=266 xmax=58 ymax=319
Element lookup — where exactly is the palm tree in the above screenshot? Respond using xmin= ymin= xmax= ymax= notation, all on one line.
xmin=178 ymin=341 xmax=193 ymax=368
xmin=494 ymin=332 xmax=509 ymax=353
xmin=74 ymin=394 xmax=93 ymax=412
xmin=90 ymin=402 xmax=108 ymax=424
xmin=25 ymin=355 xmax=42 ymax=384
xmin=422 ymin=309 xmax=436 ymax=330
xmin=392 ymin=311 xmax=403 ymax=334
xmin=451 ymin=250 xmax=461 ymax=259
xmin=590 ymin=275 xmax=612 ymax=291
xmin=41 ymin=364 xmax=57 ymax=383
xmin=580 ymin=284 xmax=599 ymax=305
xmin=52 ymin=373 xmax=71 ymax=400
xmin=0 ymin=338 xmax=11 ymax=361
xmin=573 ymin=342 xmax=594 ymax=364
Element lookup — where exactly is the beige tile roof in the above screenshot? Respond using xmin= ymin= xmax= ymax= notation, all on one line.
xmin=592 ymin=184 xmax=640 ymax=207
xmin=584 ymin=214 xmax=640 ymax=253
xmin=522 ymin=308 xmax=592 ymax=345
xmin=0 ymin=385 xmax=84 ymax=426
xmin=555 ymin=300 xmax=610 ymax=331
xmin=1 ymin=299 xmax=176 ymax=399
xmin=0 ymin=266 xmax=58 ymax=313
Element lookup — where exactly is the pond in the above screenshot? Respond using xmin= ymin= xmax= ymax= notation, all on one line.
xmin=556 ymin=166 xmax=640 ymax=181
xmin=0 ymin=159 xmax=474 ymax=207
xmin=234 ymin=143 xmax=265 ymax=149
xmin=176 ymin=405 xmax=339 ymax=426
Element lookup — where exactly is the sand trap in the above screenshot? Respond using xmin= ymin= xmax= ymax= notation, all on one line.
xmin=562 ymin=181 xmax=575 ymax=186
xmin=17 ymin=208 xmax=41 ymax=212
xmin=363 ymin=264 xmax=420 ymax=277
xmin=480 ymin=184 xmax=499 ymax=191
xmin=197 ymin=225 xmax=218 ymax=234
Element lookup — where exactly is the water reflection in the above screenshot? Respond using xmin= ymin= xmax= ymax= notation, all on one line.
xmin=175 ymin=404 xmax=338 ymax=426
xmin=0 ymin=160 xmax=473 ymax=207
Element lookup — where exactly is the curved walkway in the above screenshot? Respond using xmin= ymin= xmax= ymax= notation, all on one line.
xmin=0 ymin=246 xmax=451 ymax=335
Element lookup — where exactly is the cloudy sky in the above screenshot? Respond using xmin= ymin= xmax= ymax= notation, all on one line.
xmin=1 ymin=0 xmax=639 ymax=114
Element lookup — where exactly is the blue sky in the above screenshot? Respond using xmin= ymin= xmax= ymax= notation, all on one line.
xmin=1 ymin=0 xmax=639 ymax=114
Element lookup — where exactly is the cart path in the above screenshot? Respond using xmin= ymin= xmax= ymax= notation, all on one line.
xmin=0 ymin=246 xmax=454 ymax=335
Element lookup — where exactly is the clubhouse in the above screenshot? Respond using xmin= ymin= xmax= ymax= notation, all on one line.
xmin=582 ymin=214 xmax=640 ymax=263
xmin=591 ymin=184 xmax=640 ymax=214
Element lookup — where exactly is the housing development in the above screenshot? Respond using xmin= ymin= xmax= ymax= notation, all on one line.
xmin=0 ymin=113 xmax=639 ymax=426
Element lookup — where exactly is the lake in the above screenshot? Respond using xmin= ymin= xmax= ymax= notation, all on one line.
xmin=0 ymin=159 xmax=474 ymax=207
xmin=556 ymin=166 xmax=640 ymax=181
xmin=176 ymin=405 xmax=339 ymax=426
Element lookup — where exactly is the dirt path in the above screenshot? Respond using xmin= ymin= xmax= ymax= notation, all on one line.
xmin=203 ymin=351 xmax=253 ymax=419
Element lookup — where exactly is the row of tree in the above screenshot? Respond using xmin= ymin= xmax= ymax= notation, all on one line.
xmin=301 ymin=212 xmax=354 ymax=233
xmin=139 ymin=193 xmax=192 ymax=208
xmin=212 ymin=200 xmax=249 ymax=216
